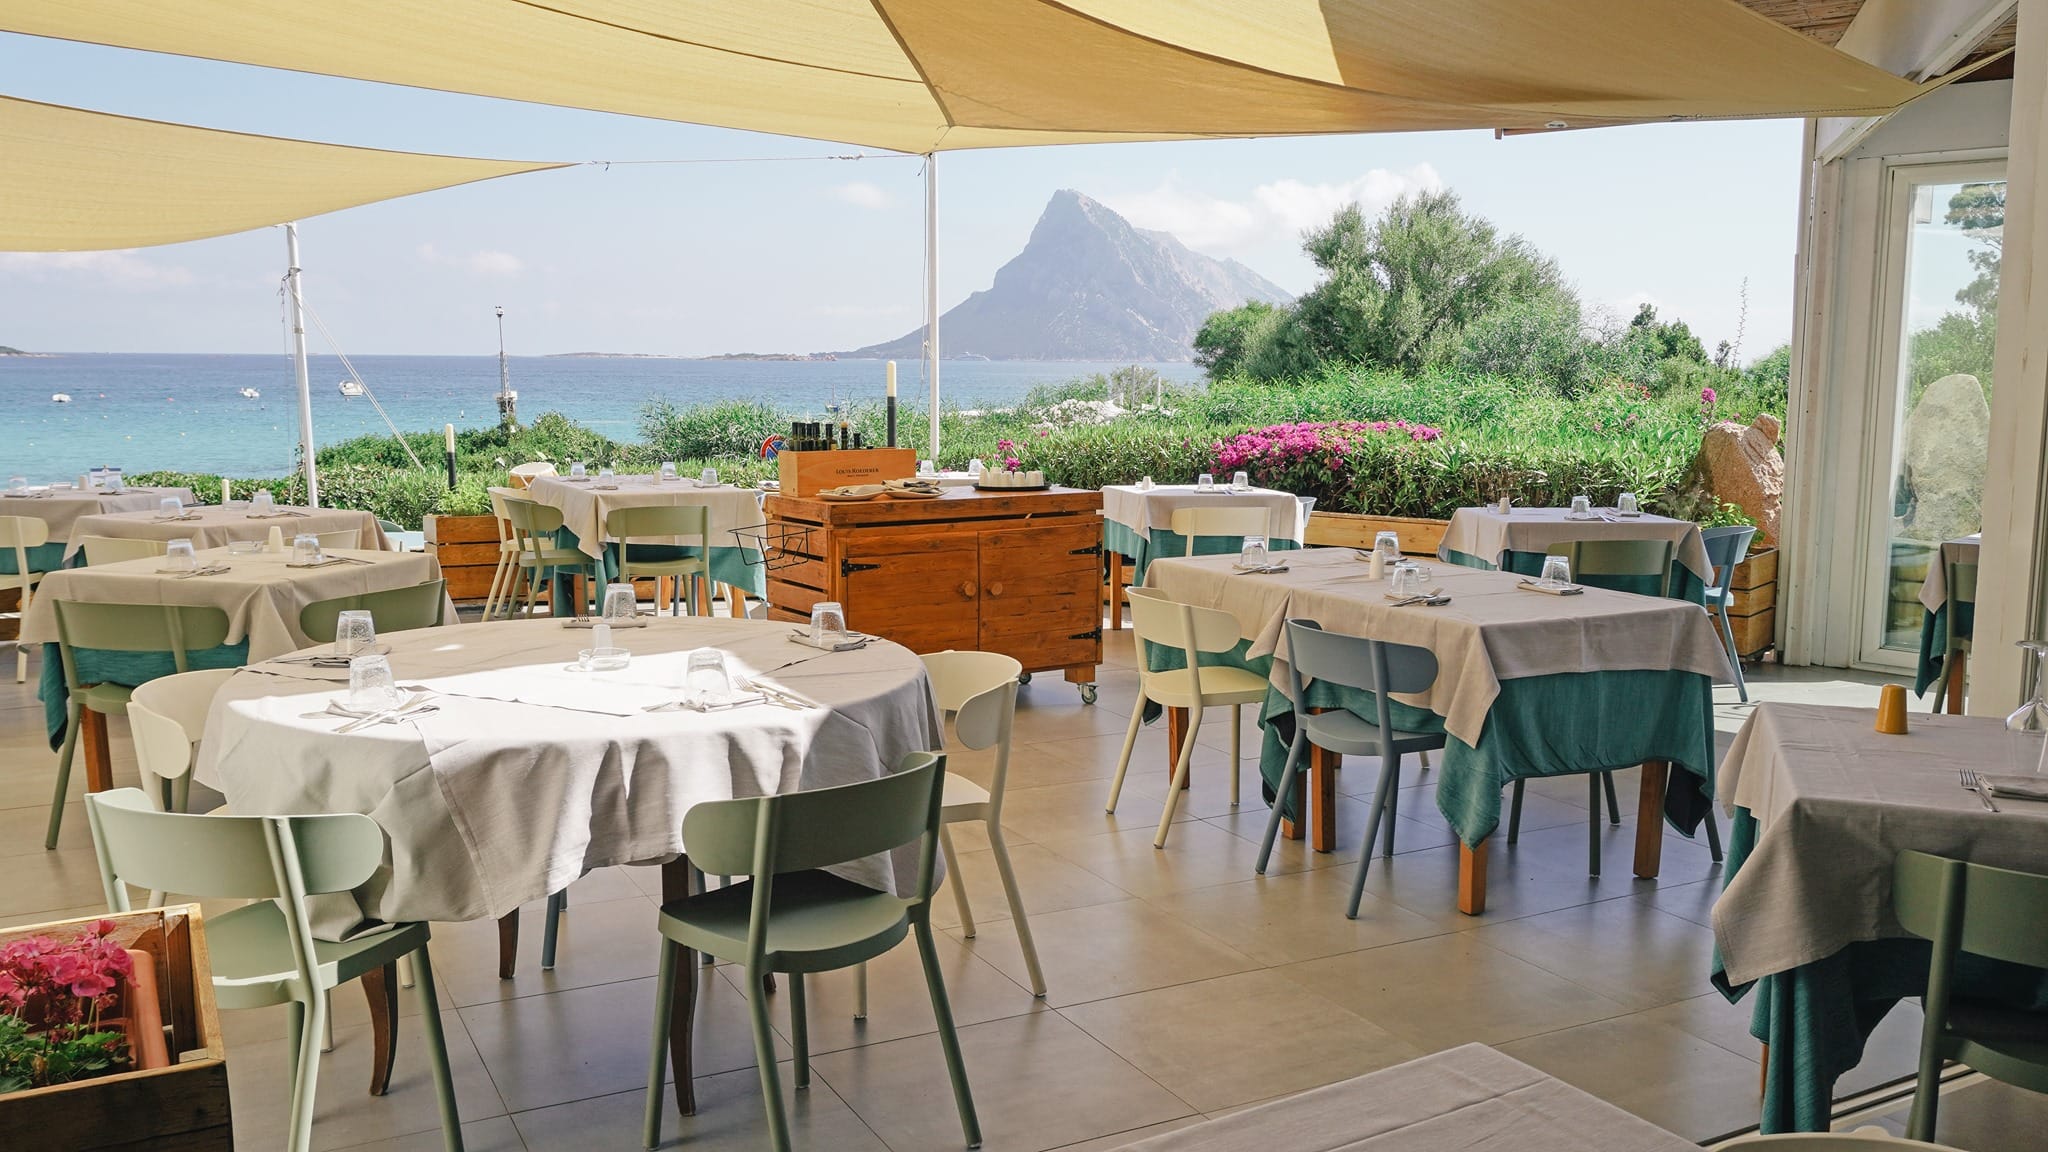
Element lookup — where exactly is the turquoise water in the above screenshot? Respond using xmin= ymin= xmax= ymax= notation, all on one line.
xmin=1 ymin=353 xmax=1203 ymax=479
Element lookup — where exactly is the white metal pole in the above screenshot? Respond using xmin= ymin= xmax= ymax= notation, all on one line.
xmin=925 ymin=154 xmax=941 ymax=464
xmin=284 ymin=222 xmax=318 ymax=508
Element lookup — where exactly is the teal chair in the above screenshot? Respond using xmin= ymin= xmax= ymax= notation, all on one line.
xmin=47 ymin=601 xmax=231 ymax=849
xmin=1929 ymin=559 xmax=1977 ymax=715
xmin=1699 ymin=525 xmax=1758 ymax=702
xmin=85 ymin=788 xmax=463 ymax=1152
xmin=299 ymin=578 xmax=447 ymax=643
xmin=1894 ymin=849 xmax=2048 ymax=1142
xmin=642 ymin=751 xmax=980 ymax=1152
xmin=1257 ymin=620 xmax=1445 ymax=918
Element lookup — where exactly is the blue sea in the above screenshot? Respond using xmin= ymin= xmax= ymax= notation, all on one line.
xmin=0 ymin=354 xmax=1204 ymax=479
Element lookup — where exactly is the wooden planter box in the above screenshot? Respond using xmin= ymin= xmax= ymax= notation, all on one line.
xmin=1304 ymin=511 xmax=1449 ymax=556
xmin=424 ymin=512 xmax=517 ymax=605
xmin=1727 ymin=546 xmax=1778 ymax=661
xmin=0 ymin=905 xmax=229 ymax=1151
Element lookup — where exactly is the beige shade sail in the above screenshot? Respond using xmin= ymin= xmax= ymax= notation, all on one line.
xmin=0 ymin=94 xmax=567 ymax=251
xmin=2 ymin=0 xmax=1931 ymax=155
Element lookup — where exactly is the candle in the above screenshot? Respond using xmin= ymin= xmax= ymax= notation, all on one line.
xmin=444 ymin=423 xmax=457 ymax=454
xmin=885 ymin=361 xmax=897 ymax=398
xmin=221 ymin=477 xmax=231 ymax=505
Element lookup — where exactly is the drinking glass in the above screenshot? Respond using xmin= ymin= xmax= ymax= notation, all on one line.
xmin=660 ymin=461 xmax=678 ymax=481
xmin=251 ymin=489 xmax=274 ymax=512
xmin=700 ymin=467 xmax=719 ymax=487
xmin=334 ymin=610 xmax=378 ymax=657
xmin=1239 ymin=535 xmax=1269 ymax=568
xmin=601 ymin=583 xmax=638 ymax=621
xmin=347 ymin=653 xmax=401 ymax=714
xmin=1391 ymin=563 xmax=1420 ymax=597
xmin=105 ymin=472 xmax=124 ymax=493
xmin=967 ymin=459 xmax=986 ymax=477
xmin=918 ymin=459 xmax=936 ymax=476
xmin=810 ymin=601 xmax=848 ymax=647
xmin=685 ymin=648 xmax=732 ymax=706
xmin=569 ymin=461 xmax=587 ymax=478
xmin=1138 ymin=476 xmax=1154 ymax=491
xmin=598 ymin=464 xmax=615 ymax=480
xmin=1540 ymin=555 xmax=1572 ymax=587
xmin=1373 ymin=530 xmax=1402 ymax=563
xmin=1570 ymin=495 xmax=1592 ymax=518
xmin=1197 ymin=473 xmax=1215 ymax=491
xmin=7 ymin=476 xmax=25 ymax=493
xmin=159 ymin=496 xmax=183 ymax=517
xmin=1231 ymin=471 xmax=1250 ymax=492
xmin=164 ymin=539 xmax=197 ymax=572
xmin=1617 ymin=492 xmax=1640 ymax=515
xmin=292 ymin=533 xmax=321 ymax=565
xmin=2006 ymin=641 xmax=2048 ymax=773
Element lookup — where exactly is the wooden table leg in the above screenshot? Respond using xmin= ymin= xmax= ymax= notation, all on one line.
xmin=1106 ymin=551 xmax=1125 ymax=630
xmin=694 ymin=575 xmax=714 ymax=618
xmin=1458 ymin=837 xmax=1490 ymax=916
xmin=80 ymin=708 xmax=113 ymax=793
xmin=726 ymin=584 xmax=747 ymax=619
xmin=1166 ymin=706 xmax=1191 ymax=789
xmin=1307 ymin=708 xmax=1338 ymax=853
xmin=363 ymin=961 xmax=399 ymax=1096
xmin=1946 ymin=650 xmax=1968 ymax=714
xmin=1633 ymin=760 xmax=1669 ymax=880
xmin=496 ymin=911 xmax=519 ymax=979
xmin=661 ymin=857 xmax=698 ymax=1116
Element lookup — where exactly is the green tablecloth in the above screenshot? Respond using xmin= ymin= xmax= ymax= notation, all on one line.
xmin=1711 ymin=808 xmax=2048 ymax=1132
xmin=1105 ymin=520 xmax=1300 ymax=584
xmin=1913 ymin=603 xmax=1972 ymax=698
xmin=0 ymin=542 xmax=67 ymax=576
xmin=539 ymin=528 xmax=766 ymax=618
xmin=38 ymin=641 xmax=249 ymax=749
xmin=1442 ymin=547 xmax=1710 ymax=605
xmin=1142 ymin=638 xmax=1717 ymax=844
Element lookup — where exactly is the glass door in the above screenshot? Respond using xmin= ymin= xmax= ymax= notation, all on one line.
xmin=1862 ymin=162 xmax=2004 ymax=666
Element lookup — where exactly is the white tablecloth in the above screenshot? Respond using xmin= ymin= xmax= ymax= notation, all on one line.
xmin=1439 ymin=506 xmax=1713 ymax=583
xmin=62 ymin=504 xmax=388 ymax=561
xmin=198 ymin=617 xmax=941 ymax=937
xmin=1714 ymin=702 xmax=2048 ymax=985
xmin=1916 ymin=533 xmax=1981 ymax=612
xmin=21 ymin=545 xmax=447 ymax=661
xmin=1102 ymin=484 xmax=1304 ymax=543
xmin=1145 ymin=548 xmax=1731 ymax=746
xmin=0 ymin=487 xmax=196 ymax=541
xmin=523 ymin=474 xmax=766 ymax=558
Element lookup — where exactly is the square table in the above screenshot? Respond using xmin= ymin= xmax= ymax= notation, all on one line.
xmin=1439 ymin=505 xmax=1713 ymax=600
xmin=0 ymin=486 xmax=196 ymax=572
xmin=61 ymin=502 xmax=388 ymax=562
xmin=1912 ymin=533 xmax=1980 ymax=707
xmin=1713 ymin=703 xmax=2048 ymax=1131
xmin=1102 ymin=483 xmax=1305 ymax=628
xmin=1144 ymin=547 xmax=1731 ymax=913
xmin=520 ymin=473 xmax=769 ymax=602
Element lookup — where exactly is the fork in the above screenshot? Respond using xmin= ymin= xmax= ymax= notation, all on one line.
xmin=1960 ymin=769 xmax=2001 ymax=812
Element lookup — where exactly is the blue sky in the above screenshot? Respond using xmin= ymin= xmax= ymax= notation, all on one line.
xmin=0 ymin=32 xmax=1804 ymax=362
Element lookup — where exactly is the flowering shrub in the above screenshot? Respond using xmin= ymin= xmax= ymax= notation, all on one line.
xmin=0 ymin=922 xmax=133 ymax=1092
xmin=1213 ymin=420 xmax=1443 ymax=474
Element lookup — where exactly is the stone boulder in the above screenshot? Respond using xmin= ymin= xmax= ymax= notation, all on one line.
xmin=1898 ymin=373 xmax=1989 ymax=545
xmin=1696 ymin=413 xmax=1785 ymax=546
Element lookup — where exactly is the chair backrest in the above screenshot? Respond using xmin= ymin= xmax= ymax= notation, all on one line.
xmin=1946 ymin=560 xmax=1978 ymax=610
xmin=501 ymin=496 xmax=565 ymax=541
xmin=315 ymin=529 xmax=361 ymax=551
xmin=922 ymin=651 xmax=1021 ymax=808
xmin=1127 ymin=586 xmax=1242 ymax=656
xmin=1721 ymin=1132 xmax=1961 ymax=1150
xmin=607 ymin=505 xmax=710 ymax=569
xmin=1699 ymin=525 xmax=1756 ymax=593
xmin=1169 ymin=506 xmax=1270 ymax=545
xmin=54 ymin=601 xmax=233 ymax=685
xmin=1547 ymin=538 xmax=1675 ymax=598
xmin=1283 ymin=619 xmax=1437 ymax=741
xmin=80 ymin=535 xmax=168 ymax=566
xmin=507 ymin=462 xmax=557 ymax=489
xmin=298 ymin=579 xmax=446 ymax=644
xmin=128 ymin=668 xmax=235 ymax=789
xmin=0 ymin=515 xmax=50 ymax=550
xmin=1895 ymin=850 xmax=2048 ymax=971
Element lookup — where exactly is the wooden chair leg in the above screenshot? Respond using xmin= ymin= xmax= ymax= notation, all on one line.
xmin=81 ymin=707 xmax=114 ymax=793
xmin=1458 ymin=838 xmax=1489 ymax=915
xmin=660 ymin=858 xmax=698 ymax=1117
xmin=1106 ymin=551 xmax=1125 ymax=630
xmin=363 ymin=962 xmax=399 ymax=1096
xmin=497 ymin=910 xmax=519 ymax=979
xmin=1633 ymin=761 xmax=1669 ymax=880
xmin=1946 ymin=649 xmax=1969 ymax=714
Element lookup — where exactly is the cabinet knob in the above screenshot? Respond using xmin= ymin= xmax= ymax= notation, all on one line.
xmin=958 ymin=580 xmax=977 ymax=599
xmin=987 ymin=582 xmax=1004 ymax=597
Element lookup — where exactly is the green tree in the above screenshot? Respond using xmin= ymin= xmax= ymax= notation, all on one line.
xmin=1625 ymin=303 xmax=1707 ymax=364
xmin=1451 ymin=289 xmax=1593 ymax=394
xmin=1194 ymin=300 xmax=1279 ymax=376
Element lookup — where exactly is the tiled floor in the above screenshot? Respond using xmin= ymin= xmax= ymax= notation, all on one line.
xmin=2 ymin=627 xmax=2038 ymax=1150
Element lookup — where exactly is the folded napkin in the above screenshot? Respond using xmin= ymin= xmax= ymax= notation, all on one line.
xmin=2 ymin=491 xmax=49 ymax=499
xmin=157 ymin=564 xmax=232 ymax=578
xmin=562 ymin=616 xmax=649 ymax=629
xmin=1233 ymin=562 xmax=1291 ymax=574
xmin=1979 ymin=774 xmax=2048 ymax=801
xmin=245 ymin=510 xmax=305 ymax=519
xmin=285 ymin=556 xmax=362 ymax=569
xmin=1516 ymin=579 xmax=1585 ymax=596
xmin=820 ymin=484 xmax=887 ymax=499
xmin=788 ymin=629 xmax=872 ymax=652
xmin=154 ymin=512 xmax=203 ymax=521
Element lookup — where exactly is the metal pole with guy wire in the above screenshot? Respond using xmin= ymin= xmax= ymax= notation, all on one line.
xmin=283 ymin=222 xmax=318 ymax=508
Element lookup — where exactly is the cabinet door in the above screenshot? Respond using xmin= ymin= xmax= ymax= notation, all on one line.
xmin=840 ymin=528 xmax=980 ymax=654
xmin=978 ymin=518 xmax=1101 ymax=670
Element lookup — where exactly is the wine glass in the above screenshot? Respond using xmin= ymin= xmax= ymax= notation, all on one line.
xmin=1239 ymin=535 xmax=1269 ymax=568
xmin=347 ymin=653 xmax=401 ymax=714
xmin=164 ymin=538 xmax=197 ymax=572
xmin=2004 ymin=641 xmax=2048 ymax=773
xmin=601 ymin=583 xmax=638 ymax=621
xmin=810 ymin=601 xmax=847 ymax=647
xmin=1540 ymin=555 xmax=1572 ymax=587
xmin=334 ymin=610 xmax=377 ymax=657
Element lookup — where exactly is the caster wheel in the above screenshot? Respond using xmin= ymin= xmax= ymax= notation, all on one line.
xmin=1018 ymin=672 xmax=1033 ymax=685
xmin=1079 ymin=683 xmax=1098 ymax=704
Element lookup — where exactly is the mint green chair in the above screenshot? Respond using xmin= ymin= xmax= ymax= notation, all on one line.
xmin=1894 ymin=849 xmax=2048 ymax=1142
xmin=85 ymin=788 xmax=463 ymax=1152
xmin=1722 ymin=1132 xmax=1962 ymax=1150
xmin=607 ymin=504 xmax=710 ymax=616
xmin=503 ymin=497 xmax=603 ymax=617
xmin=299 ymin=578 xmax=447 ymax=644
xmin=642 ymin=751 xmax=979 ymax=1152
xmin=47 ymin=600 xmax=231 ymax=849
xmin=1 ymin=514 xmax=52 ymax=682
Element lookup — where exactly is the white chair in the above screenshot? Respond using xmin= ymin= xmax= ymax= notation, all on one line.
xmin=1720 ymin=1131 xmax=1959 ymax=1150
xmin=86 ymin=788 xmax=464 ymax=1152
xmin=80 ymin=535 xmax=168 ymax=566
xmin=1168 ymin=505 xmax=1271 ymax=557
xmin=315 ymin=529 xmax=362 ymax=551
xmin=507 ymin=461 xmax=557 ymax=490
xmin=481 ymin=488 xmax=522 ymax=621
xmin=1107 ymin=586 xmax=1270 ymax=847
xmin=128 ymin=667 xmax=234 ymax=815
xmin=0 ymin=514 xmax=51 ymax=682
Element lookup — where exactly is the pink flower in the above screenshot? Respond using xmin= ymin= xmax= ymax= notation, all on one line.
xmin=1004 ymin=456 xmax=1021 ymax=471
xmin=1700 ymin=387 xmax=1718 ymax=406
xmin=995 ymin=438 xmax=1016 ymax=453
xmin=1037 ymin=429 xmax=1050 ymax=438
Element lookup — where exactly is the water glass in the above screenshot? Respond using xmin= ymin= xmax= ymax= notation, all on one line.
xmin=7 ymin=476 xmax=25 ymax=493
xmin=1390 ymin=563 xmax=1420 ymax=597
xmin=346 ymin=653 xmax=401 ymax=714
xmin=158 ymin=496 xmax=183 ymax=517
xmin=292 ymin=533 xmax=321 ymax=565
xmin=660 ymin=461 xmax=677 ymax=481
xmin=598 ymin=464 xmax=615 ymax=480
xmin=1239 ymin=535 xmax=1269 ymax=568
xmin=1138 ymin=476 xmax=1154 ymax=491
xmin=164 ymin=538 xmax=197 ymax=572
xmin=601 ymin=583 xmax=638 ymax=621
xmin=334 ymin=610 xmax=377 ymax=657
xmin=251 ymin=489 xmax=275 ymax=512
xmin=569 ymin=461 xmax=587 ymax=479
xmin=967 ymin=459 xmax=986 ymax=477
xmin=1617 ymin=492 xmax=1640 ymax=515
xmin=700 ymin=467 xmax=719 ymax=487
xmin=810 ymin=600 xmax=848 ymax=647
xmin=685 ymin=648 xmax=732 ymax=706
xmin=1540 ymin=555 xmax=1573 ymax=587
xmin=1569 ymin=494 xmax=1592 ymax=517
xmin=1231 ymin=471 xmax=1250 ymax=492
xmin=918 ymin=459 xmax=936 ymax=476
xmin=1197 ymin=473 xmax=1215 ymax=491
xmin=1373 ymin=530 xmax=1402 ymax=562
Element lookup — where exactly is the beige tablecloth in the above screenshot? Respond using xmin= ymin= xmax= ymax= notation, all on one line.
xmin=1713 ymin=702 xmax=2048 ymax=985
xmin=1112 ymin=1043 xmax=1695 ymax=1152
xmin=524 ymin=473 xmax=766 ymax=558
xmin=61 ymin=503 xmax=388 ymax=561
xmin=197 ymin=617 xmax=941 ymax=937
xmin=0 ymin=487 xmax=196 ymax=541
xmin=21 ymin=545 xmax=447 ymax=661
xmin=1439 ymin=505 xmax=1713 ymax=583
xmin=1145 ymin=548 xmax=1731 ymax=747
xmin=1102 ymin=483 xmax=1305 ymax=543
xmin=1916 ymin=533 xmax=1981 ymax=612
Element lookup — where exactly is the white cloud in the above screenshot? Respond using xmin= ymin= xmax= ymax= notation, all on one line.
xmin=831 ymin=181 xmax=889 ymax=210
xmin=0 ymin=250 xmax=194 ymax=287
xmin=416 ymin=243 xmax=523 ymax=276
xmin=1101 ymin=164 xmax=1444 ymax=253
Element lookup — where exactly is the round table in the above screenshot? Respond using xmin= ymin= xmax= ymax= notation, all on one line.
xmin=197 ymin=615 xmax=941 ymax=938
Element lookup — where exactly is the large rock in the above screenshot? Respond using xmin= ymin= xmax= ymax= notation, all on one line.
xmin=1898 ymin=373 xmax=1989 ymax=544
xmin=1697 ymin=413 xmax=1785 ymax=546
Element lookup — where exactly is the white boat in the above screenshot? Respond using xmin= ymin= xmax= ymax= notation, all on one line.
xmin=337 ymin=379 xmax=366 ymax=398
xmin=50 ymin=393 xmax=70 ymax=403
xmin=239 ymin=387 xmax=261 ymax=399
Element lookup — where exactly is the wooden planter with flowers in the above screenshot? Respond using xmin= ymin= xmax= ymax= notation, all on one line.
xmin=0 ymin=905 xmax=229 ymax=1151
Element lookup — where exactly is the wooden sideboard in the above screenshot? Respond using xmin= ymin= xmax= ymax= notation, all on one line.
xmin=763 ymin=487 xmax=1104 ymax=700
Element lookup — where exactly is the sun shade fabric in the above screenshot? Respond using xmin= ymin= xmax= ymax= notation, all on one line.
xmin=3 ymin=1 xmax=1931 ymax=155
xmin=0 ymin=95 xmax=566 ymax=251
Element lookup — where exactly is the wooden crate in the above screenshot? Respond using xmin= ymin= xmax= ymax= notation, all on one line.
xmin=776 ymin=448 xmax=918 ymax=498
xmin=1726 ymin=546 xmax=1778 ymax=660
xmin=424 ymin=513 xmax=514 ymax=604
xmin=0 ymin=905 xmax=230 ymax=1151
xmin=1304 ymin=511 xmax=1449 ymax=556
